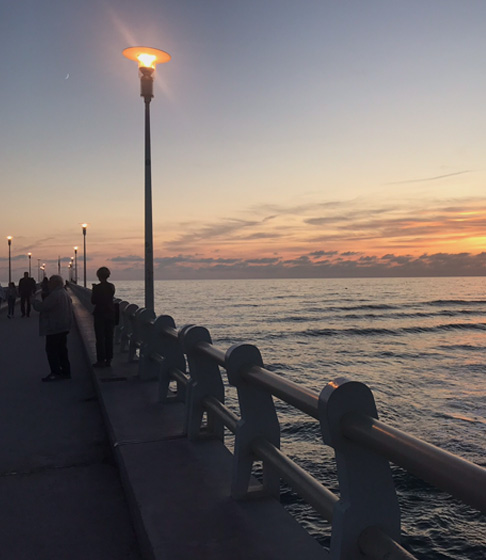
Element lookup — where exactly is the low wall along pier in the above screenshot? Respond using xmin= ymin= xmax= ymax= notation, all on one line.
xmin=69 ymin=283 xmax=486 ymax=560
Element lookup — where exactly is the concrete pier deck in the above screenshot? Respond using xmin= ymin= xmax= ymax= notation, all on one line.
xmin=0 ymin=300 xmax=141 ymax=560
xmin=0 ymin=293 xmax=327 ymax=559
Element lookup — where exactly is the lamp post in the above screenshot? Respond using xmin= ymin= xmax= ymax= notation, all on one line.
xmin=123 ymin=46 xmax=171 ymax=314
xmin=74 ymin=246 xmax=78 ymax=284
xmin=37 ymin=259 xmax=41 ymax=282
xmin=28 ymin=252 xmax=32 ymax=277
xmin=7 ymin=236 xmax=12 ymax=283
xmin=81 ymin=224 xmax=88 ymax=287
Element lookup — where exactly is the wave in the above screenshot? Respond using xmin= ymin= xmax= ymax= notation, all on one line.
xmin=272 ymin=308 xmax=483 ymax=324
xmin=298 ymin=322 xmax=486 ymax=338
xmin=425 ymin=299 xmax=486 ymax=307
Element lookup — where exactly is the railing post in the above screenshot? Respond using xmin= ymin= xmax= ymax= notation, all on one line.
xmin=129 ymin=307 xmax=149 ymax=362
xmin=149 ymin=315 xmax=187 ymax=401
xmin=118 ymin=302 xmax=131 ymax=352
xmin=120 ymin=303 xmax=139 ymax=356
xmin=114 ymin=300 xmax=128 ymax=345
xmin=225 ymin=343 xmax=280 ymax=500
xmin=136 ymin=309 xmax=157 ymax=380
xmin=179 ymin=324 xmax=225 ymax=442
xmin=318 ymin=377 xmax=401 ymax=560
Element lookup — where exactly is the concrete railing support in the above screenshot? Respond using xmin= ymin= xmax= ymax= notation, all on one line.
xmin=180 ymin=325 xmax=225 ymax=442
xmin=225 ymin=344 xmax=280 ymax=500
xmin=148 ymin=315 xmax=187 ymax=400
xmin=319 ymin=377 xmax=401 ymax=560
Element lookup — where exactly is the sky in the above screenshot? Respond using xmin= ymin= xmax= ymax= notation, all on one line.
xmin=2 ymin=0 xmax=486 ymax=281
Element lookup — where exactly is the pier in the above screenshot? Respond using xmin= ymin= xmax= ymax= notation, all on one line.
xmin=1 ymin=285 xmax=485 ymax=559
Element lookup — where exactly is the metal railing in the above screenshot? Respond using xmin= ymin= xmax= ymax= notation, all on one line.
xmin=69 ymin=283 xmax=486 ymax=560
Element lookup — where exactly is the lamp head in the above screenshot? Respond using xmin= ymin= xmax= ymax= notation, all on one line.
xmin=123 ymin=46 xmax=171 ymax=69
xmin=123 ymin=46 xmax=170 ymax=100
xmin=7 ymin=236 xmax=12 ymax=245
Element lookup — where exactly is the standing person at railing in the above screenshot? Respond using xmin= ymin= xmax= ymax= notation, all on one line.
xmin=91 ymin=266 xmax=116 ymax=368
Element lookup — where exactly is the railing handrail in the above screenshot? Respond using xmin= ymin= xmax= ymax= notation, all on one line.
xmin=186 ymin=333 xmax=486 ymax=513
xmin=68 ymin=283 xmax=486 ymax=560
xmin=342 ymin=412 xmax=486 ymax=513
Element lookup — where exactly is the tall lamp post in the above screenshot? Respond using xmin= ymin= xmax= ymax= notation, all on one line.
xmin=28 ymin=252 xmax=32 ymax=277
xmin=74 ymin=246 xmax=78 ymax=284
xmin=37 ymin=259 xmax=41 ymax=282
xmin=7 ymin=236 xmax=12 ymax=283
xmin=81 ymin=224 xmax=88 ymax=287
xmin=123 ymin=46 xmax=171 ymax=314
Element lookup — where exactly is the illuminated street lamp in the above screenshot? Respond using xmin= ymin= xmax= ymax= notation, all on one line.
xmin=74 ymin=247 xmax=78 ymax=284
xmin=7 ymin=236 xmax=12 ymax=283
xmin=37 ymin=259 xmax=41 ymax=282
xmin=28 ymin=252 xmax=32 ymax=277
xmin=123 ymin=46 xmax=171 ymax=314
xmin=81 ymin=224 xmax=88 ymax=287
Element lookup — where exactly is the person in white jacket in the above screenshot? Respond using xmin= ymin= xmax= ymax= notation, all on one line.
xmin=33 ymin=275 xmax=73 ymax=382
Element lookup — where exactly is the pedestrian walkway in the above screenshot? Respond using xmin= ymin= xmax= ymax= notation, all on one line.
xmin=0 ymin=301 xmax=141 ymax=560
xmin=0 ymin=293 xmax=327 ymax=560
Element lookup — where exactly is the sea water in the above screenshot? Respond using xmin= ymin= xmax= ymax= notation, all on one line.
xmin=113 ymin=277 xmax=486 ymax=559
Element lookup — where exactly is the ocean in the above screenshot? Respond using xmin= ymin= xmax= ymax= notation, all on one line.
xmin=113 ymin=276 xmax=486 ymax=559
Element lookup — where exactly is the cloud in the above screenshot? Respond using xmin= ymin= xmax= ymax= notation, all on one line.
xmin=110 ymin=255 xmax=144 ymax=263
xmin=384 ymin=170 xmax=472 ymax=185
xmin=138 ymin=250 xmax=486 ymax=280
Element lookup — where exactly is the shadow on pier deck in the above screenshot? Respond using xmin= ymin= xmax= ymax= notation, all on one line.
xmin=0 ymin=294 xmax=325 ymax=559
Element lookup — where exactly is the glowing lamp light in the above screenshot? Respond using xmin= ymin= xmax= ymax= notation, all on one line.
xmin=123 ymin=46 xmax=171 ymax=101
xmin=122 ymin=46 xmax=171 ymax=69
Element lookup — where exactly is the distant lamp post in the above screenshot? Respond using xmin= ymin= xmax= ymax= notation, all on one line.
xmin=42 ymin=263 xmax=46 ymax=279
xmin=123 ymin=46 xmax=171 ymax=314
xmin=7 ymin=236 xmax=12 ymax=283
xmin=37 ymin=259 xmax=41 ymax=282
xmin=81 ymin=224 xmax=88 ymax=287
xmin=28 ymin=252 xmax=32 ymax=277
xmin=74 ymin=246 xmax=78 ymax=284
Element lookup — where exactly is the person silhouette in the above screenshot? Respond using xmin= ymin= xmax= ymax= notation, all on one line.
xmin=18 ymin=271 xmax=36 ymax=317
xmin=6 ymin=282 xmax=17 ymax=318
xmin=33 ymin=275 xmax=73 ymax=382
xmin=91 ymin=266 xmax=116 ymax=368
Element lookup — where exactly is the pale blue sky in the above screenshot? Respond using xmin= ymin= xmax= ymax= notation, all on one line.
xmin=2 ymin=1 xmax=486 ymax=280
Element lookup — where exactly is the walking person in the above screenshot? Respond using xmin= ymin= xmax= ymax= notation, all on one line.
xmin=91 ymin=266 xmax=116 ymax=368
xmin=40 ymin=276 xmax=49 ymax=300
xmin=6 ymin=282 xmax=18 ymax=318
xmin=18 ymin=271 xmax=36 ymax=317
xmin=33 ymin=275 xmax=73 ymax=382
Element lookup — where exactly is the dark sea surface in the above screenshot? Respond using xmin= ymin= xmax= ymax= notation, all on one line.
xmin=115 ymin=277 xmax=486 ymax=559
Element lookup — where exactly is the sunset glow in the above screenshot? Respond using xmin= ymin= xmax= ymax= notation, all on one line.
xmin=2 ymin=2 xmax=486 ymax=281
